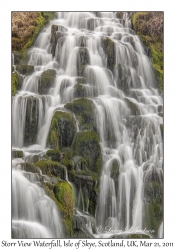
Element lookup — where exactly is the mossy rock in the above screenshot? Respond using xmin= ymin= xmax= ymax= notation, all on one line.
xmin=47 ymin=111 xmax=77 ymax=149
xmin=72 ymin=155 xmax=88 ymax=174
xmin=53 ymin=181 xmax=74 ymax=236
xmin=101 ymin=37 xmax=115 ymax=71
xmin=51 ymin=24 xmax=67 ymax=57
xmin=77 ymin=48 xmax=90 ymax=76
xmin=73 ymin=77 xmax=87 ymax=98
xmin=12 ymin=149 xmax=24 ymax=158
xmin=20 ymin=162 xmax=40 ymax=174
xmin=72 ymin=131 xmax=102 ymax=173
xmin=35 ymin=160 xmax=66 ymax=180
xmin=24 ymin=96 xmax=39 ymax=146
xmin=64 ymin=98 xmax=95 ymax=127
xmin=12 ymin=70 xmax=24 ymax=96
xmin=117 ymin=64 xmax=141 ymax=93
xmin=38 ymin=69 xmax=56 ymax=95
xmin=46 ymin=149 xmax=62 ymax=162
xmin=16 ymin=64 xmax=34 ymax=75
xmin=143 ymin=180 xmax=163 ymax=236
xmin=110 ymin=158 xmax=120 ymax=180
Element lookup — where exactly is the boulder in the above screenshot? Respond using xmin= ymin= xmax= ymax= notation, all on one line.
xmin=47 ymin=111 xmax=77 ymax=149
xmin=35 ymin=160 xmax=66 ymax=180
xmin=101 ymin=37 xmax=115 ymax=71
xmin=71 ymin=131 xmax=102 ymax=173
xmin=51 ymin=25 xmax=68 ymax=57
xmin=64 ymin=98 xmax=95 ymax=127
xmin=12 ymin=149 xmax=24 ymax=158
xmin=77 ymin=48 xmax=90 ymax=76
xmin=16 ymin=64 xmax=34 ymax=75
xmin=24 ymin=96 xmax=40 ymax=146
xmin=38 ymin=69 xmax=56 ymax=95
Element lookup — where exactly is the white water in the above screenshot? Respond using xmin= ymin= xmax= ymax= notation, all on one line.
xmin=12 ymin=12 xmax=163 ymax=238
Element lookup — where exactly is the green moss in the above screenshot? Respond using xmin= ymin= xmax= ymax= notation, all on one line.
xmin=143 ymin=180 xmax=163 ymax=236
xmin=38 ymin=69 xmax=56 ymax=94
xmin=102 ymin=37 xmax=115 ymax=71
xmin=12 ymin=150 xmax=23 ymax=158
xmin=64 ymin=98 xmax=94 ymax=126
xmin=16 ymin=64 xmax=34 ymax=75
xmin=72 ymin=131 xmax=102 ymax=173
xmin=53 ymin=181 xmax=74 ymax=236
xmin=46 ymin=149 xmax=61 ymax=162
xmin=35 ymin=160 xmax=65 ymax=179
xmin=62 ymin=158 xmax=74 ymax=170
xmin=12 ymin=72 xmax=18 ymax=96
xmin=47 ymin=111 xmax=76 ymax=149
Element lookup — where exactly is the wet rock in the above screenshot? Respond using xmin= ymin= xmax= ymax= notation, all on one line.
xmin=101 ymin=37 xmax=115 ymax=71
xmin=47 ymin=111 xmax=77 ymax=149
xmin=20 ymin=162 xmax=40 ymax=174
xmin=77 ymin=48 xmax=90 ymax=76
xmin=53 ymin=181 xmax=74 ymax=236
xmin=124 ymin=97 xmax=140 ymax=116
xmin=46 ymin=149 xmax=62 ymax=162
xmin=12 ymin=72 xmax=24 ymax=96
xmin=12 ymin=149 xmax=24 ymax=158
xmin=64 ymin=98 xmax=95 ymax=127
xmin=38 ymin=69 xmax=56 ymax=95
xmin=71 ymin=131 xmax=102 ymax=173
xmin=24 ymin=96 xmax=40 ymax=146
xmin=16 ymin=64 xmax=34 ymax=75
xmin=51 ymin=25 xmax=68 ymax=57
xmin=143 ymin=166 xmax=163 ymax=236
xmin=35 ymin=160 xmax=66 ymax=180
xmin=117 ymin=64 xmax=142 ymax=94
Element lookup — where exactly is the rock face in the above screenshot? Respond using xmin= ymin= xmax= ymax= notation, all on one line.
xmin=77 ymin=48 xmax=90 ymax=76
xmin=72 ymin=131 xmax=102 ymax=173
xmin=16 ymin=64 xmax=34 ymax=75
xmin=143 ymin=166 xmax=163 ymax=236
xmin=38 ymin=69 xmax=56 ymax=94
xmin=47 ymin=111 xmax=77 ymax=149
xmin=101 ymin=37 xmax=115 ymax=71
xmin=51 ymin=24 xmax=68 ymax=57
xmin=65 ymin=98 xmax=95 ymax=127
xmin=24 ymin=96 xmax=40 ymax=145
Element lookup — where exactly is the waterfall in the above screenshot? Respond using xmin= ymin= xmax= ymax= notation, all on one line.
xmin=12 ymin=11 xmax=163 ymax=238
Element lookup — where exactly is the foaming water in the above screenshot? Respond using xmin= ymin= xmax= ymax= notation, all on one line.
xmin=12 ymin=11 xmax=163 ymax=238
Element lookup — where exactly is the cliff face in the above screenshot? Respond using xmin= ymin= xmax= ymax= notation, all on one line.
xmin=131 ymin=12 xmax=163 ymax=92
xmin=12 ymin=12 xmax=56 ymax=51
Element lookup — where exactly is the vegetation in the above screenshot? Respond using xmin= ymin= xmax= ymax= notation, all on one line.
xmin=53 ymin=181 xmax=74 ymax=236
xmin=12 ymin=12 xmax=56 ymax=52
xmin=131 ymin=12 xmax=163 ymax=92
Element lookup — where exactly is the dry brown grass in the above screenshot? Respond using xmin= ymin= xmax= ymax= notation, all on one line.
xmin=12 ymin=12 xmax=40 ymax=51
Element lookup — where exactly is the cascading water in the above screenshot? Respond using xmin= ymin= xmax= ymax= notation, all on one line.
xmin=12 ymin=12 xmax=163 ymax=238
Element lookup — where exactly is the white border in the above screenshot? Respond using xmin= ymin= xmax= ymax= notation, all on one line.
xmin=0 ymin=0 xmax=174 ymax=247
